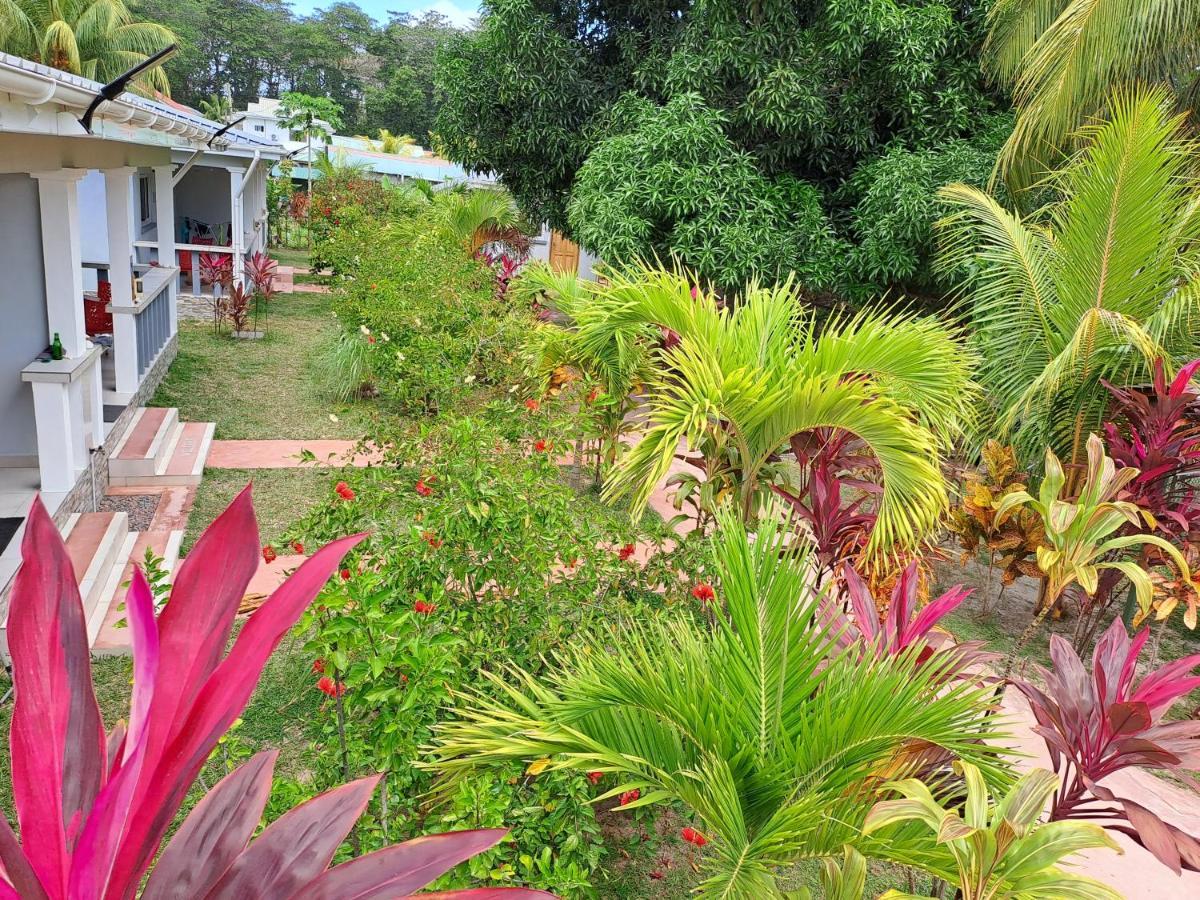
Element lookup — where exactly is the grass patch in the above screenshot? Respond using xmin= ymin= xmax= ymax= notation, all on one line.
xmin=184 ymin=467 xmax=333 ymax=554
xmin=271 ymin=245 xmax=313 ymax=270
xmin=151 ymin=290 xmax=377 ymax=440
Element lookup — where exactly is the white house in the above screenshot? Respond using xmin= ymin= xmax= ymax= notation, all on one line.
xmin=0 ymin=53 xmax=283 ymax=641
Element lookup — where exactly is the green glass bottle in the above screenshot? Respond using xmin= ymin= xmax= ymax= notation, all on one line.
xmin=50 ymin=332 xmax=64 ymax=360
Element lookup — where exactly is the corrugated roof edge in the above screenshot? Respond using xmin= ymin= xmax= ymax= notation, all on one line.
xmin=0 ymin=52 xmax=285 ymax=154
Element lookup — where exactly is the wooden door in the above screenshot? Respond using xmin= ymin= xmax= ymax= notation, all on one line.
xmin=548 ymin=230 xmax=580 ymax=274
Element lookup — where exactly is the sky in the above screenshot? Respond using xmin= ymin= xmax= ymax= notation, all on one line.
xmin=287 ymin=0 xmax=481 ymax=29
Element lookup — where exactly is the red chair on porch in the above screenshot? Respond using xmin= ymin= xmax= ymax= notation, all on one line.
xmin=83 ymin=281 xmax=113 ymax=335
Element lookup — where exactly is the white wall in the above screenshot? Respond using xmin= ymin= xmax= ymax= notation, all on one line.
xmin=0 ymin=175 xmax=48 ymax=460
xmin=174 ymin=167 xmax=232 ymax=243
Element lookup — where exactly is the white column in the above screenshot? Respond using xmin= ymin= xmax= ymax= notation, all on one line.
xmin=32 ymin=169 xmax=87 ymax=358
xmin=30 ymin=382 xmax=77 ymax=493
xmin=153 ymin=164 xmax=179 ymax=336
xmin=228 ymin=167 xmax=245 ymax=286
xmin=105 ymin=167 xmax=139 ymax=398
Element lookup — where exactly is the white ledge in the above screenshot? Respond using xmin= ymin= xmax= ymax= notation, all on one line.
xmin=21 ymin=344 xmax=103 ymax=384
xmin=108 ymin=265 xmax=178 ymax=315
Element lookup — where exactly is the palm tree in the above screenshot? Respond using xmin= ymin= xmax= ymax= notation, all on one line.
xmin=197 ymin=91 xmax=232 ymax=122
xmin=0 ymin=0 xmax=175 ymax=94
xmin=937 ymin=88 xmax=1200 ymax=472
xmin=985 ymin=0 xmax=1200 ymax=186
xmin=577 ymin=264 xmax=974 ymax=554
xmin=436 ymin=188 xmax=528 ymax=256
xmin=375 ymin=128 xmax=414 ymax=154
xmin=429 ymin=504 xmax=1007 ymax=897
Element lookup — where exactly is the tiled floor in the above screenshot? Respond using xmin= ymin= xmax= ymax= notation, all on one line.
xmin=207 ymin=439 xmax=382 ymax=468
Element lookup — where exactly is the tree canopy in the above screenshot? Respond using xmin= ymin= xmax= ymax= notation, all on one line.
xmin=435 ymin=0 xmax=1009 ymax=297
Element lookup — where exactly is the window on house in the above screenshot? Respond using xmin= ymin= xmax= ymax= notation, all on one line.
xmin=253 ymin=124 xmax=265 ymax=132
xmin=138 ymin=175 xmax=153 ymax=224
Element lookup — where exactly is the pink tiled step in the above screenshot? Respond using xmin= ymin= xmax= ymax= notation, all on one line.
xmin=0 ymin=511 xmax=135 ymax=654
xmin=109 ymin=409 xmax=214 ymax=488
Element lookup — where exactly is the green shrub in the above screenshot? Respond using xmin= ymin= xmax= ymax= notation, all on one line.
xmin=281 ymin=414 xmax=712 ymax=896
xmin=329 ymin=212 xmax=533 ymax=414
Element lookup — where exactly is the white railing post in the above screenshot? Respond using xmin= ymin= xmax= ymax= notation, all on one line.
xmin=153 ymin=164 xmax=179 ymax=337
xmin=105 ymin=166 xmax=139 ymax=398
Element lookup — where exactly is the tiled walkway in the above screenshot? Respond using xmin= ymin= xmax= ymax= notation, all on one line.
xmin=207 ymin=439 xmax=383 ymax=469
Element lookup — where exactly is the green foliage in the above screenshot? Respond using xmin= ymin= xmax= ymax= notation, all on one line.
xmin=867 ymin=762 xmax=1121 ymax=899
xmin=567 ymin=94 xmax=847 ymax=292
xmin=283 ymin=415 xmax=711 ymax=895
xmin=577 ymin=264 xmax=973 ymax=554
xmin=325 ymin=206 xmax=530 ymax=414
xmin=278 ymin=89 xmax=345 ymax=139
xmin=1 ymin=0 xmax=176 ymax=92
xmin=437 ymin=0 xmax=1005 ymax=297
xmin=430 ymin=503 xmax=1008 ymax=897
xmin=938 ymin=88 xmax=1200 ymax=467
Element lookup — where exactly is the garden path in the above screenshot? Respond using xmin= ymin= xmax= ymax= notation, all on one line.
xmin=207 ymin=439 xmax=383 ymax=468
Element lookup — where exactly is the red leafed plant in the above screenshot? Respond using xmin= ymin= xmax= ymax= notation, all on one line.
xmin=825 ymin=561 xmax=992 ymax=676
xmin=1013 ymin=619 xmax=1200 ymax=873
xmin=244 ymin=251 xmax=278 ymax=299
xmin=771 ymin=428 xmax=880 ymax=579
xmin=1075 ymin=359 xmax=1200 ymax=645
xmin=0 ymin=488 xmax=554 ymax=900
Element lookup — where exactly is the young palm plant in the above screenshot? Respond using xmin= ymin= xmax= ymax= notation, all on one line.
xmin=429 ymin=503 xmax=1008 ymax=897
xmin=579 ymin=264 xmax=974 ymax=554
xmin=938 ymin=88 xmax=1200 ymax=470
xmin=437 ymin=188 xmax=529 ymax=256
xmin=866 ymin=762 xmax=1122 ymax=899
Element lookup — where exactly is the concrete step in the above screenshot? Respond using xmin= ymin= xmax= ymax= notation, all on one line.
xmin=92 ymin=526 xmax=185 ymax=656
xmin=109 ymin=421 xmax=214 ymax=488
xmin=109 ymin=407 xmax=179 ymax=478
xmin=1 ymin=511 xmax=132 ymax=655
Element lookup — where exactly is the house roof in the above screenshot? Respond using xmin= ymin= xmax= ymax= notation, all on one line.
xmin=0 ymin=52 xmax=284 ymax=155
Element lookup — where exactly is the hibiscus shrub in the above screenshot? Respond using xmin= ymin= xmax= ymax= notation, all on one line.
xmin=277 ymin=414 xmax=711 ymax=896
xmin=325 ymin=211 xmax=534 ymax=415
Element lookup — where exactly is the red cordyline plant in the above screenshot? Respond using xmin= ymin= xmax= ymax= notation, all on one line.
xmin=771 ymin=428 xmax=880 ymax=579
xmin=1 ymin=489 xmax=554 ymax=900
xmin=244 ymin=251 xmax=278 ymax=299
xmin=1013 ymin=618 xmax=1200 ymax=873
xmin=1076 ymin=358 xmax=1200 ymax=644
xmin=824 ymin=562 xmax=993 ymax=677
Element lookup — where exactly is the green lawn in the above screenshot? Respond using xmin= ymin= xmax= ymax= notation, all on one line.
xmin=150 ymin=289 xmax=375 ymax=440
xmin=183 ymin=467 xmax=333 ymax=554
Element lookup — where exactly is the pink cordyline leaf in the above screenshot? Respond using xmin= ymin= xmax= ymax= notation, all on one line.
xmin=68 ymin=569 xmax=159 ymax=899
xmin=2 ymin=488 xmax=554 ymax=900
xmin=419 ymin=892 xmax=560 ymax=899
xmin=205 ymin=775 xmax=382 ymax=898
xmin=290 ymin=830 xmax=529 ymax=899
xmin=113 ymin=529 xmax=367 ymax=891
xmin=140 ymin=751 xmax=278 ymax=898
xmin=8 ymin=496 xmax=106 ymax=898
xmin=1015 ymin=617 xmax=1200 ymax=871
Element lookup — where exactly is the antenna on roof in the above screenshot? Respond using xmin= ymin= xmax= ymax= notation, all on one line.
xmin=79 ymin=44 xmax=178 ymax=134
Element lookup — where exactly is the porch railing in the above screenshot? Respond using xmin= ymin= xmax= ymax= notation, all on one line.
xmin=108 ymin=265 xmax=177 ymax=378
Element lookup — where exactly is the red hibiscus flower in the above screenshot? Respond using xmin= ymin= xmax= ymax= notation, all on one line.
xmin=340 ymin=568 xmax=351 ymax=581
xmin=586 ymin=771 xmax=603 ymax=785
xmin=262 ymin=545 xmax=277 ymax=564
xmin=317 ymin=676 xmax=345 ymax=698
xmin=618 ymin=543 xmax=636 ymax=561
xmin=367 ymin=336 xmax=376 ymax=344
xmin=422 ymin=531 xmax=443 ymax=549
xmin=413 ymin=600 xmax=436 ymax=615
xmin=335 ymin=481 xmax=356 ymax=501
xmin=292 ymin=541 xmax=305 ymax=555
xmin=649 ymin=871 xmax=664 ymax=881
xmin=312 ymin=659 xmax=325 ymax=674
xmin=524 ymin=398 xmax=539 ymax=412
xmin=586 ymin=387 xmax=600 ymax=404
xmin=534 ymin=439 xmax=550 ymax=453
xmin=619 ymin=789 xmax=640 ymax=807
xmin=691 ymin=583 xmax=715 ymax=604
xmin=681 ymin=827 xmax=708 ymax=847
xmin=415 ymin=479 xmax=433 ymax=497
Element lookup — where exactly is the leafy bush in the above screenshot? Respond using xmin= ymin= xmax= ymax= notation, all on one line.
xmin=328 ymin=211 xmax=534 ymax=413
xmin=282 ymin=414 xmax=711 ymax=896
